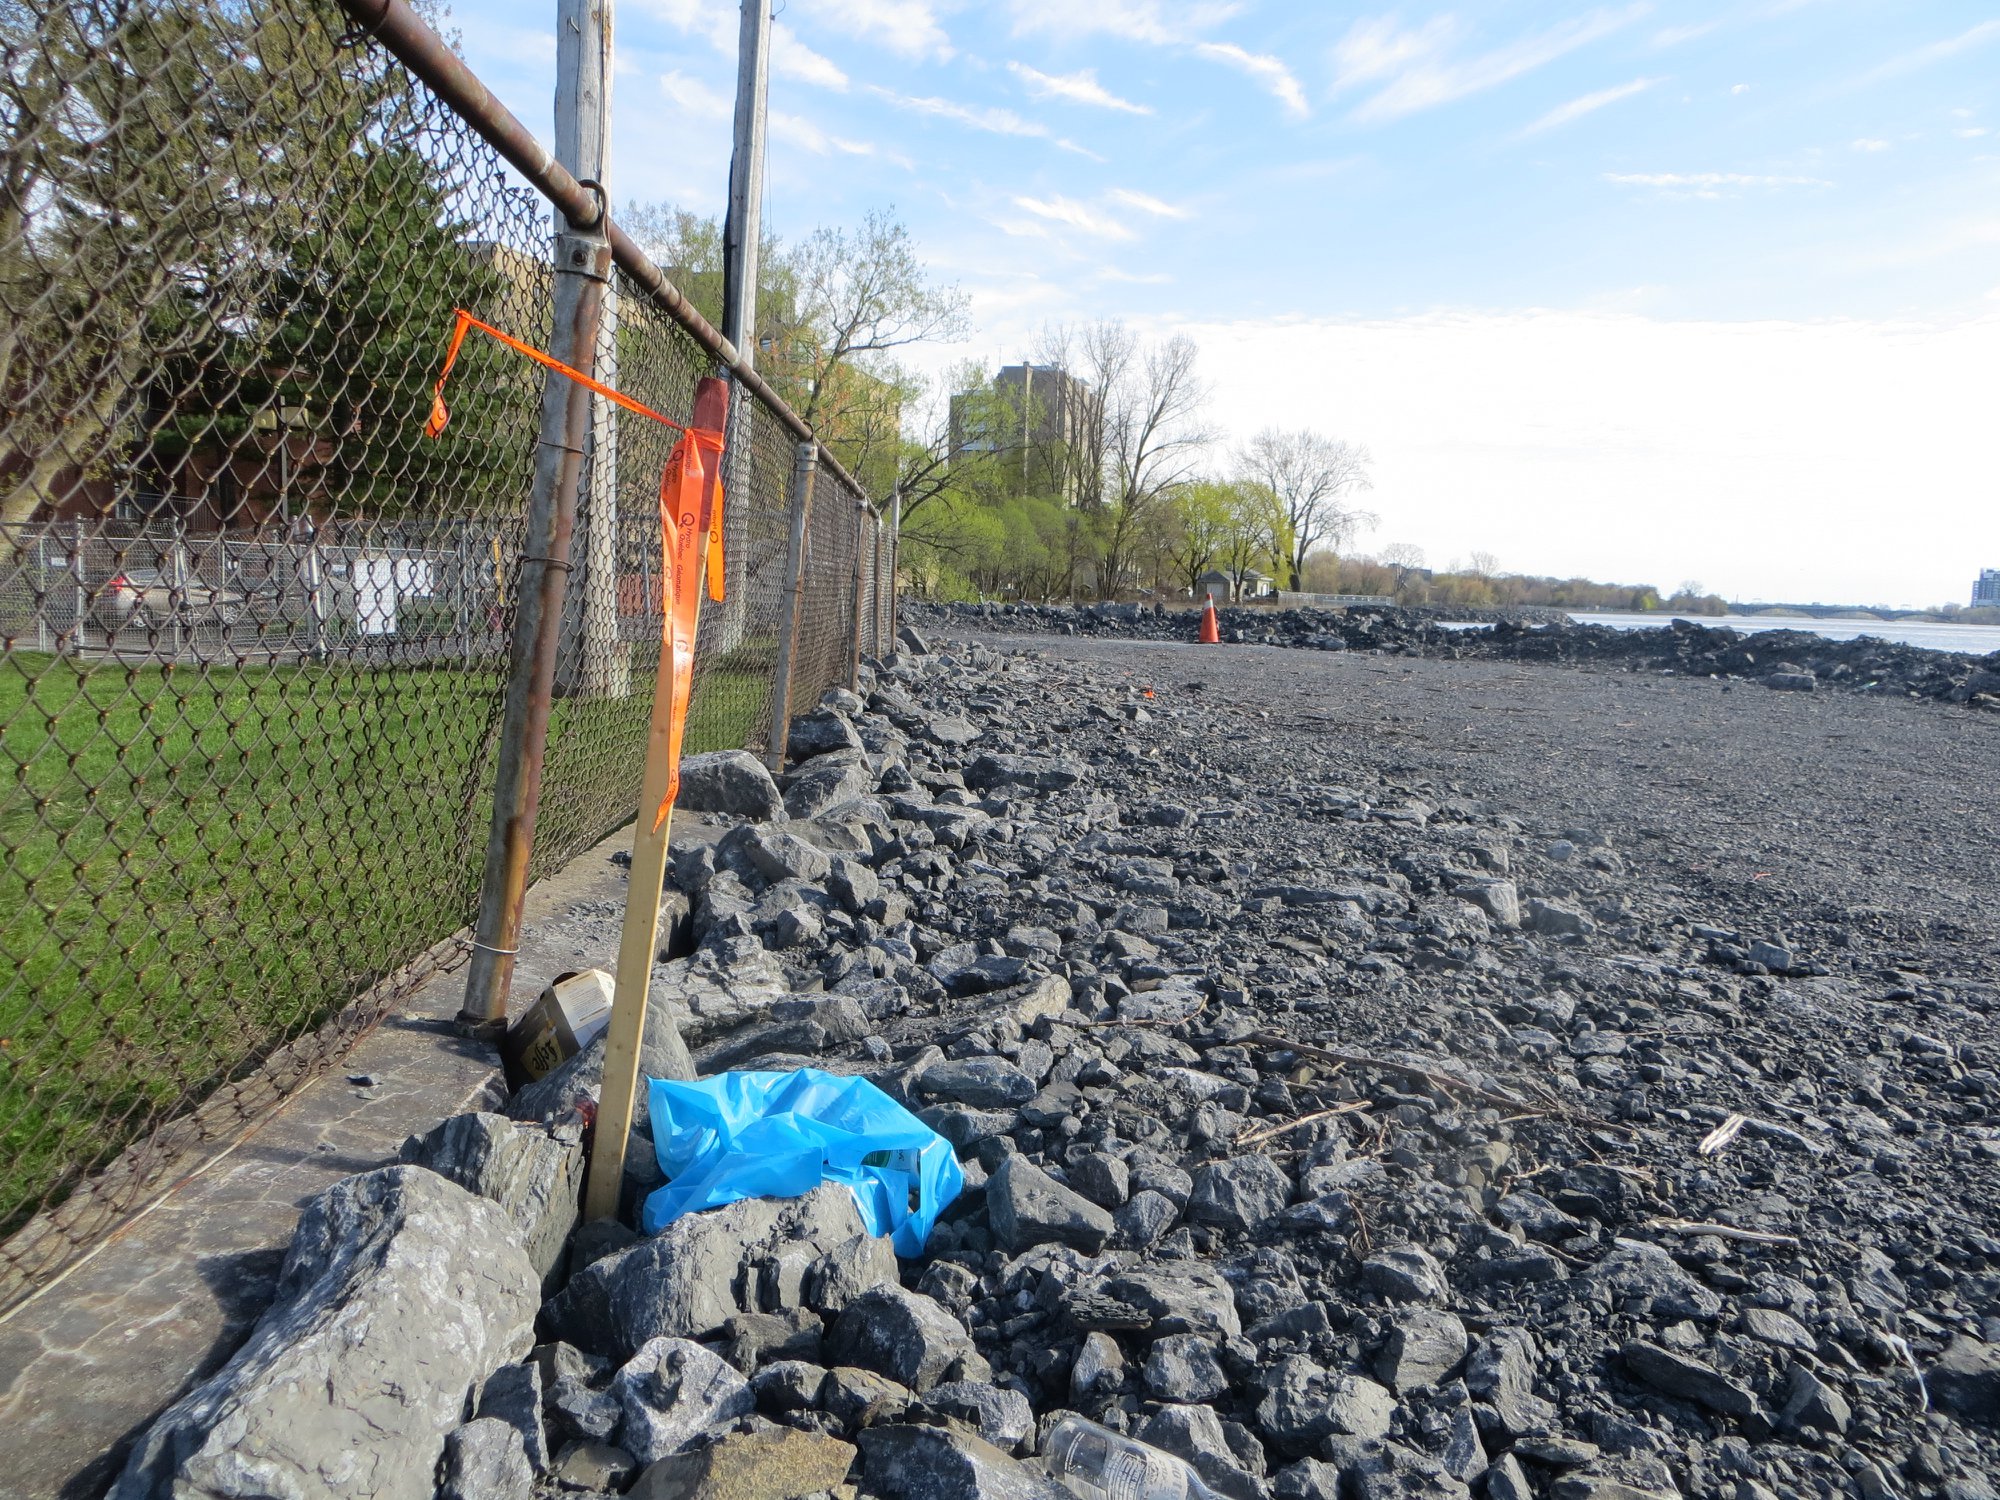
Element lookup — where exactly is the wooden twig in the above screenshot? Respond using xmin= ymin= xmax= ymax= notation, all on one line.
xmin=1250 ymin=1031 xmax=1543 ymax=1114
xmin=1649 ymin=1217 xmax=1797 ymax=1246
xmin=1237 ymin=1102 xmax=1371 ymax=1149
xmin=1698 ymin=1113 xmax=1748 ymax=1156
xmin=1075 ymin=994 xmax=1209 ymax=1029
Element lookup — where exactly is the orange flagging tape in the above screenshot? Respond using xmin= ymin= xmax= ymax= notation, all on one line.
xmin=425 ymin=307 xmax=691 ymax=440
xmin=425 ymin=308 xmax=728 ymax=832
xmin=656 ymin=427 xmax=724 ymax=829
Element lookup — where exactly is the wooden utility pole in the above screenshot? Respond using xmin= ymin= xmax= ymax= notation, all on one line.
xmin=713 ymin=0 xmax=770 ymax=652
xmin=721 ymin=0 xmax=770 ymax=365
xmin=556 ymin=0 xmax=627 ymax=700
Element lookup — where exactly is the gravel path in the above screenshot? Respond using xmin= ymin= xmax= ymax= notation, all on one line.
xmin=995 ymin=633 xmax=2000 ymax=957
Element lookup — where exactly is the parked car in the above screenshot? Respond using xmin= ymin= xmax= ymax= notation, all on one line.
xmin=90 ymin=568 xmax=278 ymax=633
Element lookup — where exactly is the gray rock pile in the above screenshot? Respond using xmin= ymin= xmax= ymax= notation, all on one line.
xmin=903 ymin=600 xmax=2000 ymax=710
xmin=116 ymin=632 xmax=2000 ymax=1500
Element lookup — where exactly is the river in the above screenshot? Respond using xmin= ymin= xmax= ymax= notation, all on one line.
xmin=1438 ymin=612 xmax=2000 ymax=655
xmin=1560 ymin=612 xmax=2000 ymax=655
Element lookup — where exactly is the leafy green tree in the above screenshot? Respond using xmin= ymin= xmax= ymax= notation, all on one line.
xmin=1159 ymin=482 xmax=1234 ymax=595
xmin=1 ymin=0 xmax=274 ymax=534
xmin=1 ymin=0 xmax=522 ymax=532
xmin=1216 ymin=480 xmax=1281 ymax=597
xmin=621 ymin=202 xmax=964 ymax=499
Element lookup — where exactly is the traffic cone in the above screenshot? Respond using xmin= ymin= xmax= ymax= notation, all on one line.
xmin=1199 ymin=598 xmax=1220 ymax=644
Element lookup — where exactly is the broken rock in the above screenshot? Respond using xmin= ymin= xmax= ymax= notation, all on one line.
xmin=548 ymin=1183 xmax=869 ymax=1360
xmin=678 ymin=750 xmax=787 ymax=822
xmin=987 ymin=1155 xmax=1115 ymax=1254
xmin=440 ymin=1419 xmax=533 ymax=1500
xmin=399 ymin=1111 xmax=584 ymax=1283
xmin=612 ymin=1337 xmax=756 ymax=1465
xmin=112 ymin=1167 xmax=538 ymax=1500
xmin=857 ymin=1423 xmax=1069 ymax=1500
xmin=827 ymin=1284 xmax=977 ymax=1394
xmin=1256 ymin=1356 xmax=1395 ymax=1457
xmin=627 ymin=1425 xmax=855 ymax=1500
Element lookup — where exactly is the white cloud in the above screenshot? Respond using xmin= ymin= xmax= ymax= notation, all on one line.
xmin=869 ymin=86 xmax=1050 ymax=138
xmin=1012 ymin=194 xmax=1136 ymax=239
xmin=1192 ymin=41 xmax=1309 ymax=118
xmin=770 ymin=112 xmax=881 ymax=157
xmin=1652 ymin=21 xmax=1719 ymax=48
xmin=1732 ymin=82 xmax=1750 ymax=95
xmin=1055 ymin=138 xmax=1111 ymax=162
xmin=1860 ymin=19 xmax=2000 ymax=84
xmin=797 ymin=0 xmax=953 ymax=61
xmin=1179 ymin=309 xmax=2000 ymax=608
xmin=1851 ymin=137 xmax=1891 ymax=152
xmin=1109 ymin=187 xmax=1192 ymax=219
xmin=1605 ymin=170 xmax=1831 ymax=197
xmin=1098 ymin=266 xmax=1176 ymax=284
xmin=1335 ymin=6 xmax=1650 ymax=124
xmin=772 ymin=24 xmax=848 ymax=90
xmin=468 ymin=24 xmax=557 ymax=70
xmin=1958 ymin=127 xmax=1991 ymax=139
xmin=1330 ymin=14 xmax=1459 ymax=90
xmin=1004 ymin=0 xmax=1299 ymax=117
xmin=635 ymin=0 xmax=734 ymax=51
xmin=659 ymin=70 xmax=731 ymax=119
xmin=1008 ymin=62 xmax=1153 ymax=114
xmin=1519 ymin=76 xmax=1658 ymax=135
xmin=1004 ymin=0 xmax=1242 ymax=45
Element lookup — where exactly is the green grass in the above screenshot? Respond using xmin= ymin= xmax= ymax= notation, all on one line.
xmin=0 ymin=644 xmax=772 ymax=1235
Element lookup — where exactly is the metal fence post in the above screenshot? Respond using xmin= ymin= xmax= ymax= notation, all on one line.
xmin=848 ymin=502 xmax=868 ymax=691
xmin=764 ymin=441 xmax=819 ymax=774
xmin=888 ymin=488 xmax=902 ymax=650
xmin=35 ymin=532 xmax=50 ymax=655
xmin=459 ymin=226 xmax=615 ymax=1034
xmin=169 ymin=529 xmax=187 ymax=659
xmin=69 ymin=521 xmax=85 ymax=657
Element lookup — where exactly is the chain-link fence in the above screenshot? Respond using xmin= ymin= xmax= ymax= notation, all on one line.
xmin=0 ymin=0 xmax=895 ymax=1310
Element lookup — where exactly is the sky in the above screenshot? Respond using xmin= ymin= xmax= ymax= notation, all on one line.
xmin=453 ymin=1 xmax=2000 ymax=609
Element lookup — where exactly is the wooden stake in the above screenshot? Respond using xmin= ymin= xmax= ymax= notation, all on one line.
xmin=582 ymin=377 xmax=728 ymax=1224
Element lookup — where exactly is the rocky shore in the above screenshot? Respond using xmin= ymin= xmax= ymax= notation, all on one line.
xmin=903 ymin=601 xmax=2000 ymax=710
xmin=114 ymin=628 xmax=2000 ymax=1500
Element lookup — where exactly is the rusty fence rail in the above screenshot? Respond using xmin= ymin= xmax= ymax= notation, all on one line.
xmin=0 ymin=0 xmax=896 ymax=1310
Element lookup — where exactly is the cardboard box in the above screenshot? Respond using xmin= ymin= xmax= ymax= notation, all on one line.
xmin=501 ymin=968 xmax=614 ymax=1092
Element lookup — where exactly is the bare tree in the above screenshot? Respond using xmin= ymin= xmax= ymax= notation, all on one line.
xmin=1036 ymin=321 xmax=1209 ymax=597
xmin=1238 ymin=428 xmax=1375 ymax=588
xmin=1379 ymin=541 xmax=1426 ymax=592
xmin=1467 ymin=549 xmax=1499 ymax=579
xmin=791 ymin=210 xmax=969 ymax=431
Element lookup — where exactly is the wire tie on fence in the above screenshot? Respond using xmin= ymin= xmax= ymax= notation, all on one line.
xmin=520 ymin=556 xmax=574 ymax=572
xmin=468 ymin=938 xmax=521 ymax=957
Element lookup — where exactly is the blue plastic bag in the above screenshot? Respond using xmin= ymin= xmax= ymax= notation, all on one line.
xmin=641 ymin=1068 xmax=963 ymax=1257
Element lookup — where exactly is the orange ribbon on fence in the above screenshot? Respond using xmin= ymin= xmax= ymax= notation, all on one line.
xmin=425 ymin=307 xmax=729 ymax=832
xmin=655 ymin=425 xmax=726 ymax=829
xmin=426 ymin=307 xmax=692 ymax=440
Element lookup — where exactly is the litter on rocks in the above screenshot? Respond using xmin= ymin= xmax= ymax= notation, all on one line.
xmin=642 ymin=1067 xmax=962 ymax=1255
xmin=1044 ymin=1413 xmax=1225 ymax=1499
